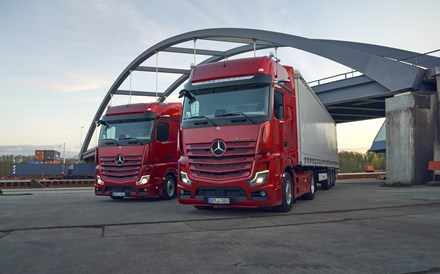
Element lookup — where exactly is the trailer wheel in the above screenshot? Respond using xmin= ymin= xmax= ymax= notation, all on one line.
xmin=331 ymin=170 xmax=336 ymax=188
xmin=321 ymin=171 xmax=330 ymax=190
xmin=328 ymin=174 xmax=333 ymax=189
xmin=161 ymin=174 xmax=177 ymax=199
xmin=274 ymin=172 xmax=294 ymax=212
xmin=303 ymin=171 xmax=316 ymax=200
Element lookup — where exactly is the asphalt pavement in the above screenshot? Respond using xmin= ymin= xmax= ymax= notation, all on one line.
xmin=1 ymin=179 xmax=440 ymax=273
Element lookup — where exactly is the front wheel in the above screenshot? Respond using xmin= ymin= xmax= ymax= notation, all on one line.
xmin=161 ymin=174 xmax=177 ymax=199
xmin=274 ymin=172 xmax=294 ymax=212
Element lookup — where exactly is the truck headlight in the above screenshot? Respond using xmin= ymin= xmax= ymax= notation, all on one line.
xmin=136 ymin=175 xmax=150 ymax=186
xmin=96 ymin=175 xmax=104 ymax=185
xmin=249 ymin=170 xmax=269 ymax=186
xmin=179 ymin=171 xmax=192 ymax=186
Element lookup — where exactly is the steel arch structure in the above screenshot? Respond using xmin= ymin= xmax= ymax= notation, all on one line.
xmin=80 ymin=28 xmax=439 ymax=160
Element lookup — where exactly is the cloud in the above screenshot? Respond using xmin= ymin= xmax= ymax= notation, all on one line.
xmin=44 ymin=73 xmax=110 ymax=93
xmin=0 ymin=71 xmax=110 ymax=95
xmin=0 ymin=99 xmax=25 ymax=106
xmin=77 ymin=96 xmax=105 ymax=105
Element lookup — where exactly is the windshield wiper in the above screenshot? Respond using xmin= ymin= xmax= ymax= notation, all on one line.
xmin=100 ymin=138 xmax=120 ymax=145
xmin=187 ymin=115 xmax=217 ymax=126
xmin=216 ymin=112 xmax=256 ymax=124
xmin=120 ymin=137 xmax=142 ymax=144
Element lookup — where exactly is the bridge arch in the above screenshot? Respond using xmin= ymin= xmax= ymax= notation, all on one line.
xmin=80 ymin=28 xmax=440 ymax=160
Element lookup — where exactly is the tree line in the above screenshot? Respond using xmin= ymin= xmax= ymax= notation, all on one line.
xmin=338 ymin=151 xmax=386 ymax=173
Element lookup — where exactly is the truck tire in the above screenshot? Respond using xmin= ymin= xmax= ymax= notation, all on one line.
xmin=274 ymin=172 xmax=294 ymax=212
xmin=303 ymin=171 xmax=316 ymax=200
xmin=321 ymin=170 xmax=330 ymax=190
xmin=161 ymin=174 xmax=177 ymax=199
xmin=331 ymin=170 xmax=336 ymax=188
xmin=328 ymin=174 xmax=333 ymax=189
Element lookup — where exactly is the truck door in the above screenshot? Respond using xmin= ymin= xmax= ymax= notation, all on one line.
xmin=153 ymin=121 xmax=174 ymax=164
xmin=275 ymin=88 xmax=295 ymax=154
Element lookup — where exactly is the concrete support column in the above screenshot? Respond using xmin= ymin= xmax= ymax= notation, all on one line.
xmin=386 ymin=92 xmax=435 ymax=185
xmin=433 ymin=67 xmax=440 ymax=179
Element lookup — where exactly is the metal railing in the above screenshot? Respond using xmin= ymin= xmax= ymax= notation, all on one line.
xmin=308 ymin=70 xmax=362 ymax=87
xmin=308 ymin=49 xmax=440 ymax=87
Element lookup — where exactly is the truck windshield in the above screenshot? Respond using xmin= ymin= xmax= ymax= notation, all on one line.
xmin=98 ymin=119 xmax=154 ymax=146
xmin=182 ymin=84 xmax=270 ymax=124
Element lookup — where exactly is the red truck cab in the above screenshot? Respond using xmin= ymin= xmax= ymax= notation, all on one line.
xmin=95 ymin=102 xmax=182 ymax=199
xmin=177 ymin=56 xmax=338 ymax=211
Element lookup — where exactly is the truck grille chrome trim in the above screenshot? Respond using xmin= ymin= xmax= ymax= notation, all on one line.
xmin=186 ymin=141 xmax=256 ymax=180
xmin=100 ymin=156 xmax=142 ymax=181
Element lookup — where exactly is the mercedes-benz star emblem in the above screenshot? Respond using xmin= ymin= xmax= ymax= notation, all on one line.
xmin=211 ymin=140 xmax=226 ymax=157
xmin=115 ymin=154 xmax=125 ymax=166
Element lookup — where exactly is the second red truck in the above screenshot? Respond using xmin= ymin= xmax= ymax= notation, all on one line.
xmin=94 ymin=102 xmax=182 ymax=199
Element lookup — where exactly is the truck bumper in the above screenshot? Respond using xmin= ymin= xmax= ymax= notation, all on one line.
xmin=95 ymin=183 xmax=160 ymax=198
xmin=178 ymin=181 xmax=278 ymax=208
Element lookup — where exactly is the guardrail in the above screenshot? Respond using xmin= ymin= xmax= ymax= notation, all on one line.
xmin=0 ymin=179 xmax=94 ymax=189
xmin=308 ymin=70 xmax=362 ymax=86
xmin=337 ymin=172 xmax=386 ymax=180
xmin=308 ymin=49 xmax=440 ymax=87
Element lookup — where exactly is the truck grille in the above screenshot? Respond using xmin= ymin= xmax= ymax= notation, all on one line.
xmin=187 ymin=141 xmax=255 ymax=180
xmin=100 ymin=156 xmax=142 ymax=181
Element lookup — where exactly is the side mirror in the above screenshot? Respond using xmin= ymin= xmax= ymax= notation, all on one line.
xmin=275 ymin=106 xmax=284 ymax=120
xmin=97 ymin=120 xmax=110 ymax=129
xmin=178 ymin=89 xmax=187 ymax=99
xmin=179 ymin=89 xmax=196 ymax=103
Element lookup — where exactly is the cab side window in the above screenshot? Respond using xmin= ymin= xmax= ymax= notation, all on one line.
xmin=274 ymin=90 xmax=284 ymax=120
xmin=156 ymin=122 xmax=169 ymax=142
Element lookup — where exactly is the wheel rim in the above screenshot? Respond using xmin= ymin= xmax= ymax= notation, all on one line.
xmin=286 ymin=179 xmax=292 ymax=205
xmin=166 ymin=178 xmax=175 ymax=196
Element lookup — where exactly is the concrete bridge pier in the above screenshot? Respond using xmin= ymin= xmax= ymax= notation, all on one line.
xmin=386 ymin=68 xmax=440 ymax=185
xmin=434 ymin=67 xmax=440 ymax=179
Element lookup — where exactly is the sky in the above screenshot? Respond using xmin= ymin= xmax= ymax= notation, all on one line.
xmin=1 ymin=0 xmax=439 ymax=157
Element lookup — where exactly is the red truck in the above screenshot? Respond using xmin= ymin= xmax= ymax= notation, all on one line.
xmin=95 ymin=102 xmax=182 ymax=199
xmin=177 ymin=56 xmax=338 ymax=211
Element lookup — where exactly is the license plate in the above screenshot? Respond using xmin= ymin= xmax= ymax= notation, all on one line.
xmin=112 ymin=192 xmax=126 ymax=197
xmin=207 ymin=197 xmax=230 ymax=204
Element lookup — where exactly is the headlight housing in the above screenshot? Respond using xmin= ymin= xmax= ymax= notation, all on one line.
xmin=136 ymin=175 xmax=150 ymax=186
xmin=249 ymin=170 xmax=269 ymax=186
xmin=179 ymin=171 xmax=192 ymax=186
xmin=96 ymin=175 xmax=104 ymax=185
